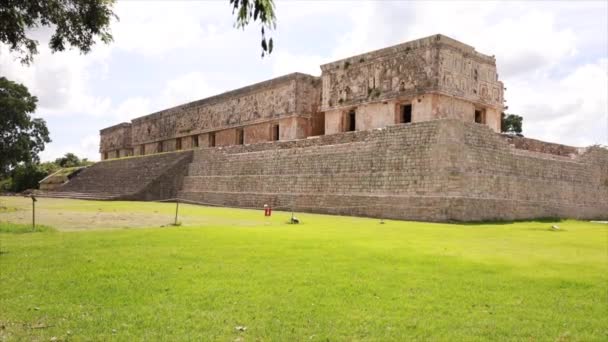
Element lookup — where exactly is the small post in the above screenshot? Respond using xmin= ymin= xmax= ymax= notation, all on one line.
xmin=174 ymin=199 xmax=180 ymax=226
xmin=31 ymin=195 xmax=37 ymax=231
xmin=291 ymin=197 xmax=295 ymax=223
xmin=264 ymin=204 xmax=270 ymax=225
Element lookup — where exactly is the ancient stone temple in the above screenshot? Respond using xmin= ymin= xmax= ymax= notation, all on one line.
xmin=99 ymin=34 xmax=503 ymax=160
xmin=45 ymin=34 xmax=607 ymax=222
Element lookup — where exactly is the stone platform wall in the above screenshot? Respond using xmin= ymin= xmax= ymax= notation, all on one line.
xmin=62 ymin=119 xmax=607 ymax=221
xmin=448 ymin=122 xmax=608 ymax=220
xmin=178 ymin=120 xmax=608 ymax=221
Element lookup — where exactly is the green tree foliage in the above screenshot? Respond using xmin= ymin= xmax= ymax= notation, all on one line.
xmin=501 ymin=113 xmax=523 ymax=134
xmin=0 ymin=154 xmax=91 ymax=193
xmin=230 ymin=0 xmax=276 ymax=57
xmin=6 ymin=163 xmax=50 ymax=193
xmin=55 ymin=152 xmax=93 ymax=168
xmin=0 ymin=0 xmax=117 ymax=64
xmin=0 ymin=77 xmax=51 ymax=177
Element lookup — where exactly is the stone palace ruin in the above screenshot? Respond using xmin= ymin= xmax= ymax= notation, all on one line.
xmin=43 ymin=34 xmax=608 ymax=221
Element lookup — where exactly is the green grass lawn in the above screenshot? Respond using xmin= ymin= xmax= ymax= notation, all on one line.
xmin=0 ymin=196 xmax=607 ymax=341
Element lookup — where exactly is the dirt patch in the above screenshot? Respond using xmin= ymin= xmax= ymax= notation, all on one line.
xmin=1 ymin=207 xmax=177 ymax=231
xmin=0 ymin=196 xmax=281 ymax=231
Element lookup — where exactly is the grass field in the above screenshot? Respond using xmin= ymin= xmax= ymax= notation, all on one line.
xmin=0 ymin=196 xmax=607 ymax=341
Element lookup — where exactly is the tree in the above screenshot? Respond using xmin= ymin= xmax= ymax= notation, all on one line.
xmin=501 ymin=113 xmax=523 ymax=135
xmin=1 ymin=0 xmax=277 ymax=62
xmin=0 ymin=0 xmax=117 ymax=64
xmin=7 ymin=163 xmax=50 ymax=193
xmin=56 ymin=153 xmax=81 ymax=168
xmin=0 ymin=77 xmax=51 ymax=177
xmin=230 ymin=0 xmax=276 ymax=57
xmin=1 ymin=1 xmax=117 ymax=176
xmin=55 ymin=153 xmax=93 ymax=168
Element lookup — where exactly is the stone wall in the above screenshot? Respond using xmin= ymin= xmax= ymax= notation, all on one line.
xmin=177 ymin=119 xmax=607 ymax=221
xmin=100 ymin=123 xmax=132 ymax=159
xmin=129 ymin=73 xmax=319 ymax=147
xmin=501 ymin=134 xmax=581 ymax=157
xmin=453 ymin=122 xmax=608 ymax=220
xmin=66 ymin=119 xmax=608 ymax=221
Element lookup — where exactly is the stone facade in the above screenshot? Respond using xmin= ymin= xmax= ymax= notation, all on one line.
xmin=100 ymin=123 xmax=133 ymax=159
xmin=100 ymin=73 xmax=321 ymax=160
xmin=320 ymin=34 xmax=503 ymax=134
xmin=99 ymin=34 xmax=504 ymax=160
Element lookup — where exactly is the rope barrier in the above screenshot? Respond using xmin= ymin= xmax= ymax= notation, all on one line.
xmin=4 ymin=195 xmax=404 ymax=213
xmin=1 ymin=194 xmax=403 ymax=230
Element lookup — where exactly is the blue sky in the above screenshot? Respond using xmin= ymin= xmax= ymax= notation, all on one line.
xmin=0 ymin=0 xmax=606 ymax=161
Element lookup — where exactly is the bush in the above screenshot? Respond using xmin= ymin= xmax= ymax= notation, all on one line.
xmin=8 ymin=163 xmax=50 ymax=192
xmin=0 ymin=177 xmax=13 ymax=192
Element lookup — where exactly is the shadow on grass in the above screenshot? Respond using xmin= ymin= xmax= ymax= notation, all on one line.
xmin=456 ymin=217 xmax=563 ymax=226
xmin=0 ymin=206 xmax=19 ymax=213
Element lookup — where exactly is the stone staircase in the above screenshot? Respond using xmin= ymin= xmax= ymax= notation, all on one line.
xmin=53 ymin=151 xmax=193 ymax=200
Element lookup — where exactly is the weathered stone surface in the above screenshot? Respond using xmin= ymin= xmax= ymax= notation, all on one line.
xmin=98 ymin=73 xmax=320 ymax=159
xmin=100 ymin=123 xmax=133 ymax=157
xmin=501 ymin=134 xmax=581 ymax=157
xmin=174 ymin=120 xmax=607 ymax=221
xmin=127 ymin=73 xmax=319 ymax=154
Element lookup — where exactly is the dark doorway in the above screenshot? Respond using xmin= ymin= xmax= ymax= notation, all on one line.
xmin=273 ymin=124 xmax=280 ymax=141
xmin=176 ymin=137 xmax=182 ymax=150
xmin=209 ymin=133 xmax=216 ymax=147
xmin=157 ymin=142 xmax=163 ymax=153
xmin=139 ymin=145 xmax=145 ymax=155
xmin=475 ymin=110 xmax=484 ymax=124
xmin=402 ymin=104 xmax=412 ymax=123
xmin=192 ymin=135 xmax=199 ymax=148
xmin=237 ymin=128 xmax=244 ymax=145
xmin=347 ymin=110 xmax=356 ymax=131
xmin=311 ymin=112 xmax=325 ymax=136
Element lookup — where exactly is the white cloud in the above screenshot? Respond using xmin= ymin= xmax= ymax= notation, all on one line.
xmin=2 ymin=0 xmax=606 ymax=162
xmin=0 ymin=38 xmax=112 ymax=118
xmin=271 ymin=51 xmax=323 ymax=77
xmin=507 ymin=58 xmax=608 ymax=146
xmin=159 ymin=72 xmax=218 ymax=109
xmin=111 ymin=2 xmax=213 ymax=57
xmin=113 ymin=97 xmax=152 ymax=121
xmin=483 ymin=11 xmax=577 ymax=76
xmin=40 ymin=134 xmax=100 ymax=162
